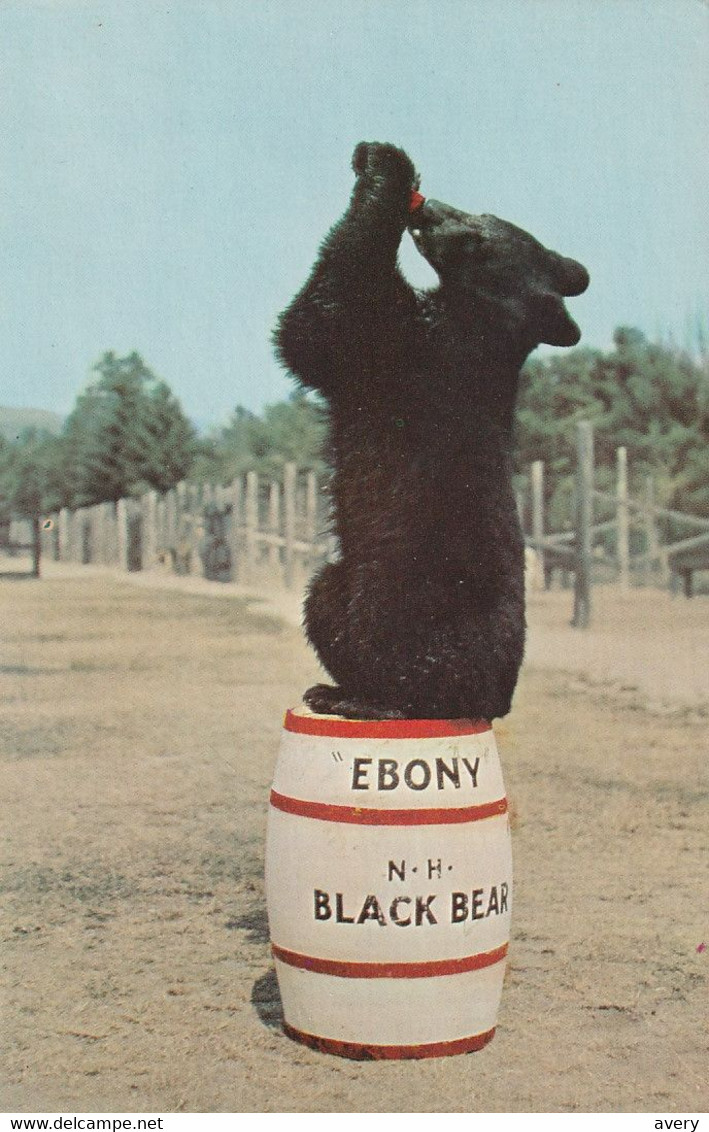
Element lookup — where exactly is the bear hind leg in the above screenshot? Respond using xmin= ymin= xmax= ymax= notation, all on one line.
xmin=303 ymin=562 xmax=407 ymax=719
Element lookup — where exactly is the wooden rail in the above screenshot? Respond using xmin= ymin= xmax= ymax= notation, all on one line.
xmin=39 ymin=463 xmax=333 ymax=590
xmin=522 ymin=422 xmax=709 ymax=622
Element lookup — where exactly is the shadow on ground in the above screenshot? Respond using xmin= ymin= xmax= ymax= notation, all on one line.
xmin=251 ymin=968 xmax=284 ymax=1032
xmin=224 ymin=904 xmax=270 ymax=945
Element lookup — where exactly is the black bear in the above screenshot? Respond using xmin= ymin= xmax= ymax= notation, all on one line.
xmin=275 ymin=142 xmax=588 ymax=721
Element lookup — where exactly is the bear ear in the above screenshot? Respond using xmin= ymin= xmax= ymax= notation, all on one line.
xmin=531 ymin=290 xmax=582 ymax=347
xmin=550 ymin=253 xmax=590 ymax=298
xmin=352 ymin=142 xmax=370 ymax=176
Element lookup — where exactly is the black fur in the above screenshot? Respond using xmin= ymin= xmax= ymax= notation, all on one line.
xmin=275 ymin=142 xmax=588 ymax=720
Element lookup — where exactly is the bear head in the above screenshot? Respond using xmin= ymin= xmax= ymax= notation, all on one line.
xmin=408 ymin=199 xmax=589 ymax=350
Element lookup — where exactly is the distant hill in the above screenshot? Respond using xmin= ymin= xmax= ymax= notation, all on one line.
xmin=0 ymin=406 xmax=64 ymax=441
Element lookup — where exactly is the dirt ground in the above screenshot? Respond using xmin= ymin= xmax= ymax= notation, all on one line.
xmin=1 ymin=560 xmax=707 ymax=1113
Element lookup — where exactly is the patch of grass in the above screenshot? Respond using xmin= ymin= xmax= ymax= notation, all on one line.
xmin=0 ymin=719 xmax=85 ymax=760
xmin=0 ymin=863 xmax=136 ymax=903
xmin=0 ymin=665 xmax=59 ymax=676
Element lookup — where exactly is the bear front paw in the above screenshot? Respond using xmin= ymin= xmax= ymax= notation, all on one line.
xmin=351 ymin=141 xmax=419 ymax=192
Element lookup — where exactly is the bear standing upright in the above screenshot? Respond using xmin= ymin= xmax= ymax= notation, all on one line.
xmin=275 ymin=142 xmax=588 ymax=721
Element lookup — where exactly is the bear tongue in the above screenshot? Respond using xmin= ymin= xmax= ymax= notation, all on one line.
xmin=409 ymin=190 xmax=426 ymax=212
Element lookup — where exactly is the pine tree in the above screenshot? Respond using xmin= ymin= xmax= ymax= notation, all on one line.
xmin=60 ymin=352 xmax=196 ymax=506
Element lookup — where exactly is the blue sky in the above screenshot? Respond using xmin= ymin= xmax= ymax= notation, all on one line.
xmin=2 ymin=0 xmax=708 ymax=426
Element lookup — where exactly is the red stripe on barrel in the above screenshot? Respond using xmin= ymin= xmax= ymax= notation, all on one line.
xmin=272 ymin=941 xmax=508 ymax=979
xmin=283 ymin=710 xmax=491 ymax=739
xmin=282 ymin=1022 xmax=496 ymax=1060
xmin=269 ymin=789 xmax=508 ymax=825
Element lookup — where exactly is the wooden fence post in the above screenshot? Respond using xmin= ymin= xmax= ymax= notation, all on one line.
xmin=107 ymin=501 xmax=118 ymax=565
xmin=229 ymin=477 xmax=242 ymax=582
xmin=187 ymin=484 xmax=202 ymax=576
xmin=245 ymin=471 xmax=259 ymax=581
xmin=95 ymin=503 xmax=104 ymax=565
xmin=173 ymin=481 xmax=186 ymax=573
xmin=531 ymin=459 xmax=545 ymax=574
xmin=176 ymin=481 xmax=187 ymax=531
xmin=87 ymin=506 xmax=97 ymax=564
xmin=78 ymin=508 xmax=89 ymax=564
xmin=58 ymin=507 xmax=70 ymax=562
xmin=644 ymin=475 xmax=669 ymax=585
xmin=155 ymin=494 xmax=167 ymax=564
xmin=52 ymin=515 xmax=60 ymax=561
xmin=40 ymin=514 xmax=56 ymax=562
xmin=267 ymin=480 xmax=281 ymax=573
xmin=305 ymin=470 xmax=318 ymax=572
xmin=89 ymin=505 xmax=98 ymax=565
xmin=91 ymin=504 xmax=100 ymax=564
xmin=283 ymin=462 xmax=297 ymax=590
xmin=116 ymin=499 xmax=129 ymax=571
xmin=142 ymin=491 xmax=158 ymax=569
xmin=616 ymin=446 xmax=630 ymax=593
xmin=65 ymin=509 xmax=75 ymax=562
xmin=71 ymin=509 xmax=82 ymax=563
xmin=165 ymin=488 xmax=177 ymax=555
xmin=31 ymin=516 xmax=41 ymax=577
xmin=98 ymin=502 xmax=111 ymax=565
xmin=572 ymin=420 xmax=593 ymax=628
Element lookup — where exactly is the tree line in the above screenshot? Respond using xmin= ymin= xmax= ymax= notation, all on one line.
xmin=514 ymin=327 xmax=708 ymax=533
xmin=1 ymin=330 xmax=707 ymax=550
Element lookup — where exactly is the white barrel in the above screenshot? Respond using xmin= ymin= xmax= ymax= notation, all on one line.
xmin=265 ymin=707 xmax=512 ymax=1060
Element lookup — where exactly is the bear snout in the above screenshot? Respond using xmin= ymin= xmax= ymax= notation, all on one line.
xmin=406 ymin=198 xmax=454 ymax=235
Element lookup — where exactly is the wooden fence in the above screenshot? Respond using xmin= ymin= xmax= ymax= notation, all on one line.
xmin=33 ymin=427 xmax=709 ymax=625
xmin=521 ymin=420 xmax=709 ymax=625
xmin=39 ymin=463 xmax=334 ymax=591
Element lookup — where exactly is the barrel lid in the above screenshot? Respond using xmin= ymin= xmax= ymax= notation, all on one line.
xmin=284 ymin=706 xmax=491 ymax=739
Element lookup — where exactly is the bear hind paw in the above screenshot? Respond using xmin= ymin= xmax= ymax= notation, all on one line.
xmin=303 ymin=683 xmax=406 ymax=721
